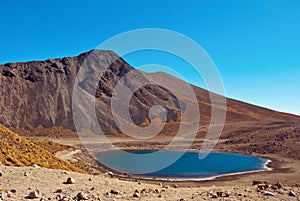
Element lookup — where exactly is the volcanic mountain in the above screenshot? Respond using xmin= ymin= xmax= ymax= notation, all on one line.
xmin=0 ymin=50 xmax=300 ymax=159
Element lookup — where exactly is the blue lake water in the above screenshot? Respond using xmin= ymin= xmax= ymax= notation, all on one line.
xmin=97 ymin=150 xmax=270 ymax=179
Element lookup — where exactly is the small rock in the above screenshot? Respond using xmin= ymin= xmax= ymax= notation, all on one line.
xmin=65 ymin=177 xmax=75 ymax=184
xmin=28 ymin=189 xmax=40 ymax=199
xmin=257 ymin=183 xmax=269 ymax=189
xmin=216 ymin=191 xmax=223 ymax=197
xmin=54 ymin=189 xmax=63 ymax=193
xmin=173 ymin=184 xmax=178 ymax=188
xmin=274 ymin=182 xmax=283 ymax=189
xmin=6 ymin=191 xmax=13 ymax=198
xmin=110 ymin=189 xmax=119 ymax=195
xmin=0 ymin=171 xmax=2 ymax=177
xmin=88 ymin=178 xmax=92 ymax=181
xmin=158 ymin=194 xmax=162 ymax=198
xmin=133 ymin=192 xmax=140 ymax=198
xmin=277 ymin=189 xmax=284 ymax=194
xmin=210 ymin=193 xmax=218 ymax=198
xmin=10 ymin=189 xmax=17 ymax=193
xmin=253 ymin=180 xmax=263 ymax=185
xmin=60 ymin=195 xmax=72 ymax=201
xmin=24 ymin=172 xmax=29 ymax=176
xmin=263 ymin=191 xmax=275 ymax=196
xmin=31 ymin=164 xmax=40 ymax=168
xmin=76 ymin=192 xmax=89 ymax=200
xmin=179 ymin=199 xmax=185 ymax=201
xmin=107 ymin=171 xmax=114 ymax=178
xmin=271 ymin=185 xmax=278 ymax=190
xmin=289 ymin=190 xmax=296 ymax=197
xmin=223 ymin=191 xmax=230 ymax=197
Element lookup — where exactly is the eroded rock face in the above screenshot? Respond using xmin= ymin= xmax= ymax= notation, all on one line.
xmin=0 ymin=50 xmax=180 ymax=134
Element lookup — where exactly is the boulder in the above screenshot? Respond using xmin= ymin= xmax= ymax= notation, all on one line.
xmin=133 ymin=192 xmax=140 ymax=198
xmin=27 ymin=189 xmax=40 ymax=199
xmin=65 ymin=177 xmax=75 ymax=184
xmin=76 ymin=192 xmax=89 ymax=200
xmin=289 ymin=190 xmax=296 ymax=197
xmin=262 ymin=191 xmax=275 ymax=196
xmin=274 ymin=182 xmax=283 ymax=189
xmin=110 ymin=189 xmax=119 ymax=195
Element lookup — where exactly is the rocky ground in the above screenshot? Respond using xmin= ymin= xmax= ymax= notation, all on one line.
xmin=1 ymin=163 xmax=300 ymax=201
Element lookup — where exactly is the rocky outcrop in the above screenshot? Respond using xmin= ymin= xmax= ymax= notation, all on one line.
xmin=0 ymin=50 xmax=180 ymax=134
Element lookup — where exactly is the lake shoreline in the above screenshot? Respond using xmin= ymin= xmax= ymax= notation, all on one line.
xmin=94 ymin=149 xmax=275 ymax=183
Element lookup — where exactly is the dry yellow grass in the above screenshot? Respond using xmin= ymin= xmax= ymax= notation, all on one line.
xmin=0 ymin=124 xmax=86 ymax=173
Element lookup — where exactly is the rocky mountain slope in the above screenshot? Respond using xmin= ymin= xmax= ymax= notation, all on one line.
xmin=0 ymin=50 xmax=179 ymax=134
xmin=1 ymin=49 xmax=299 ymax=133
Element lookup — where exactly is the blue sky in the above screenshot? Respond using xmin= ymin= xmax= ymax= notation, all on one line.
xmin=1 ymin=0 xmax=299 ymax=115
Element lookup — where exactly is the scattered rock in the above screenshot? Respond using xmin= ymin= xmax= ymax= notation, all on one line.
xmin=274 ymin=182 xmax=283 ymax=189
xmin=65 ymin=177 xmax=75 ymax=184
xmin=252 ymin=181 xmax=263 ymax=185
xmin=133 ymin=192 xmax=140 ymax=198
xmin=223 ymin=191 xmax=230 ymax=197
xmin=107 ymin=172 xmax=114 ymax=178
xmin=39 ymin=197 xmax=46 ymax=201
xmin=262 ymin=191 xmax=275 ymax=196
xmin=271 ymin=185 xmax=278 ymax=190
xmin=277 ymin=189 xmax=284 ymax=194
xmin=208 ymin=192 xmax=218 ymax=198
xmin=27 ymin=189 xmax=40 ymax=199
xmin=31 ymin=164 xmax=40 ymax=168
xmin=257 ymin=183 xmax=269 ymax=189
xmin=54 ymin=189 xmax=63 ymax=193
xmin=110 ymin=189 xmax=120 ymax=195
xmin=210 ymin=193 xmax=218 ymax=198
xmin=6 ymin=191 xmax=13 ymax=198
xmin=10 ymin=189 xmax=17 ymax=193
xmin=289 ymin=190 xmax=296 ymax=197
xmin=76 ymin=192 xmax=89 ymax=200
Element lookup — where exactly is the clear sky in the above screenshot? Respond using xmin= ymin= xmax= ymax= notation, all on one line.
xmin=1 ymin=0 xmax=299 ymax=115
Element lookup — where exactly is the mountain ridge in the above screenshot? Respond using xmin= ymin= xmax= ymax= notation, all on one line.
xmin=0 ymin=49 xmax=299 ymax=134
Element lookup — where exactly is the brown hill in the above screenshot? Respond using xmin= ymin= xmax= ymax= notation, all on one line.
xmin=0 ymin=124 xmax=85 ymax=172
